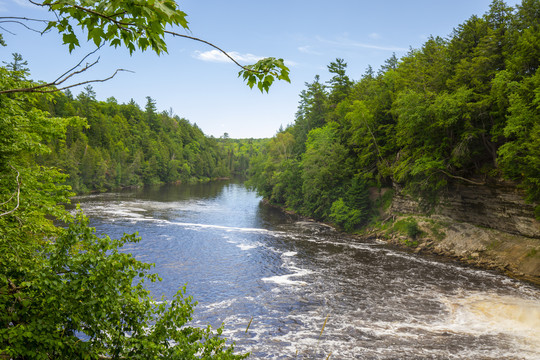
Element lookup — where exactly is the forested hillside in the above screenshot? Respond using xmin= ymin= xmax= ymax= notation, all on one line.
xmin=26 ymin=83 xmax=264 ymax=193
xmin=249 ymin=0 xmax=540 ymax=231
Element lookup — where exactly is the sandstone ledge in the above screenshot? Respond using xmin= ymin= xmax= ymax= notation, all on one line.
xmin=376 ymin=214 xmax=540 ymax=286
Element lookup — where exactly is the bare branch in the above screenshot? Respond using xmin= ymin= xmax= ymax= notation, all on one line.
xmin=0 ymin=166 xmax=21 ymax=218
xmin=2 ymin=1 xmax=281 ymax=96
xmin=28 ymin=0 xmax=46 ymax=7
xmin=55 ymin=57 xmax=101 ymax=85
xmin=165 ymin=30 xmax=250 ymax=71
xmin=46 ymin=68 xmax=133 ymax=93
xmin=438 ymin=170 xmax=486 ymax=186
xmin=0 ymin=68 xmax=132 ymax=94
xmin=0 ymin=16 xmax=49 ymax=24
xmin=0 ymin=20 xmax=44 ymax=33
xmin=0 ymin=25 xmax=17 ymax=36
xmin=0 ymin=47 xmax=133 ymax=94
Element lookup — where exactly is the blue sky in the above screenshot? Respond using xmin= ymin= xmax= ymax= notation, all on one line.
xmin=2 ymin=0 xmax=522 ymax=138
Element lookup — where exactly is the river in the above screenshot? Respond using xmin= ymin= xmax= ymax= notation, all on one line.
xmin=74 ymin=180 xmax=540 ymax=359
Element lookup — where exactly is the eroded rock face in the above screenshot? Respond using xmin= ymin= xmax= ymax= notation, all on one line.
xmin=386 ymin=182 xmax=540 ymax=285
xmin=431 ymin=217 xmax=539 ymax=281
xmin=390 ymin=183 xmax=540 ymax=239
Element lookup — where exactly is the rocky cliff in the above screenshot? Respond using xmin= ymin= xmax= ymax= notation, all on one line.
xmin=384 ymin=182 xmax=540 ymax=285
xmin=391 ymin=182 xmax=540 ymax=238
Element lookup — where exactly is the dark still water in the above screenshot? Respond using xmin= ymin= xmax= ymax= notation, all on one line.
xmin=74 ymin=181 xmax=540 ymax=359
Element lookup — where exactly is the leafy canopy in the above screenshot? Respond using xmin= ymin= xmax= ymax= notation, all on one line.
xmin=33 ymin=0 xmax=290 ymax=92
xmin=42 ymin=0 xmax=189 ymax=54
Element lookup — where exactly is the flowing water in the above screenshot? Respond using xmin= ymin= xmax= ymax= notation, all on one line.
xmin=74 ymin=181 xmax=540 ymax=359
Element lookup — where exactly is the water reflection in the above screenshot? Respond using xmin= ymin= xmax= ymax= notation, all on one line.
xmin=75 ymin=181 xmax=540 ymax=359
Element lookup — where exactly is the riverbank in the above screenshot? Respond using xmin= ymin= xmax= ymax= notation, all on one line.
xmin=73 ymin=176 xmax=234 ymax=196
xmin=261 ymin=190 xmax=540 ymax=287
xmin=375 ymin=182 xmax=540 ymax=286
xmin=368 ymin=214 xmax=540 ymax=286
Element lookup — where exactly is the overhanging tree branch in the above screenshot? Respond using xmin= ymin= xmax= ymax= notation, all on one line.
xmin=67 ymin=2 xmax=255 ymax=72
xmin=0 ymin=50 xmax=133 ymax=94
xmin=0 ymin=16 xmax=49 ymax=33
xmin=2 ymin=0 xmax=289 ymax=95
xmin=21 ymin=1 xmax=256 ymax=73
xmin=16 ymin=1 xmax=288 ymax=76
xmin=53 ymin=45 xmax=103 ymax=83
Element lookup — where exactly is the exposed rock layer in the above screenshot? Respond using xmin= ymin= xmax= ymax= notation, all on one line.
xmin=386 ymin=182 xmax=540 ymax=286
xmin=390 ymin=182 xmax=540 ymax=238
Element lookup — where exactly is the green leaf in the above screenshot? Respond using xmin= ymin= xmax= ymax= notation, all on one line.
xmin=62 ymin=33 xmax=80 ymax=52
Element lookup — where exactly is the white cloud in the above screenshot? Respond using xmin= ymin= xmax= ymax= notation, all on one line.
xmin=316 ymin=36 xmax=407 ymax=52
xmin=298 ymin=45 xmax=322 ymax=55
xmin=368 ymin=33 xmax=381 ymax=40
xmin=193 ymin=50 xmax=263 ymax=64
xmin=193 ymin=49 xmax=296 ymax=68
xmin=284 ymin=60 xmax=297 ymax=67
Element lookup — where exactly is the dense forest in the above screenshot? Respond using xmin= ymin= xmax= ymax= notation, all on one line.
xmin=249 ymin=0 xmax=540 ymax=231
xmin=25 ymin=83 xmax=265 ymax=193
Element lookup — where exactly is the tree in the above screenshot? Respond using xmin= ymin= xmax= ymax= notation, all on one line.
xmin=292 ymin=75 xmax=328 ymax=154
xmin=3 ymin=53 xmax=29 ymax=80
xmin=378 ymin=52 xmax=399 ymax=77
xmin=327 ymin=58 xmax=353 ymax=106
xmin=2 ymin=212 xmax=248 ymax=359
xmin=0 ymin=61 xmax=248 ymax=358
xmin=301 ymin=123 xmax=348 ymax=219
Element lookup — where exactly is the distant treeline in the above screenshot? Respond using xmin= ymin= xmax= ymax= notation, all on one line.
xmin=248 ymin=0 xmax=540 ymax=230
xmin=33 ymin=86 xmax=265 ymax=193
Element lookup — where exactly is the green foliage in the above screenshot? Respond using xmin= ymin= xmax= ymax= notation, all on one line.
xmin=497 ymin=69 xmax=540 ymax=215
xmin=217 ymin=137 xmax=267 ymax=178
xmin=291 ymin=75 xmax=328 ymax=154
xmin=301 ymin=123 xmax=349 ymax=219
xmin=329 ymin=198 xmax=362 ymax=232
xmin=1 ymin=211 xmax=247 ymax=359
xmin=249 ymin=0 xmax=540 ymax=226
xmin=1 ymin=1 xmax=286 ymax=357
xmin=378 ymin=189 xmax=395 ymax=211
xmin=43 ymin=0 xmax=189 ymax=54
xmin=326 ymin=58 xmax=353 ymax=106
xmin=269 ymin=159 xmax=303 ymax=209
xmin=3 ymin=1 xmax=290 ymax=93
xmin=239 ymin=57 xmax=291 ymax=93
xmin=393 ymin=217 xmax=423 ymax=243
xmin=0 ymin=52 xmax=254 ymax=359
xmin=31 ymin=86 xmax=262 ymax=193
